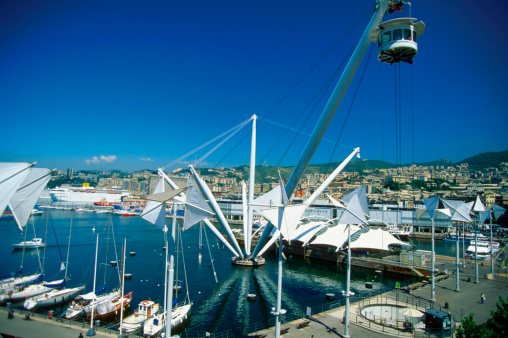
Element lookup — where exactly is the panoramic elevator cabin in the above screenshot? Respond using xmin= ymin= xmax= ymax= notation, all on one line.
xmin=369 ymin=17 xmax=425 ymax=64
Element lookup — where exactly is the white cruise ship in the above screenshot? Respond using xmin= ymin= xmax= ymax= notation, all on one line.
xmin=50 ymin=185 xmax=130 ymax=203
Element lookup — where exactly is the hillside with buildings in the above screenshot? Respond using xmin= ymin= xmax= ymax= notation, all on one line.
xmin=49 ymin=150 xmax=508 ymax=209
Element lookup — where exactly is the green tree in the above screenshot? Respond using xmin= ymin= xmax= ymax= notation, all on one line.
xmin=384 ymin=180 xmax=400 ymax=191
xmin=456 ymin=297 xmax=508 ymax=337
xmin=456 ymin=314 xmax=491 ymax=337
xmin=484 ymin=297 xmax=508 ymax=336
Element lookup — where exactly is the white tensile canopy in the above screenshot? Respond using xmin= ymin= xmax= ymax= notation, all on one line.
xmin=0 ymin=162 xmax=33 ymax=218
xmin=348 ymin=227 xmax=408 ymax=251
xmin=291 ymin=220 xmax=329 ymax=245
xmin=309 ymin=223 xmax=363 ymax=250
xmin=183 ymin=178 xmax=214 ymax=230
xmin=9 ymin=168 xmax=52 ymax=231
xmin=142 ymin=178 xmax=168 ymax=230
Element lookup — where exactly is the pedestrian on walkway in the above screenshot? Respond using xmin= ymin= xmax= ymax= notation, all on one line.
xmin=481 ymin=293 xmax=485 ymax=304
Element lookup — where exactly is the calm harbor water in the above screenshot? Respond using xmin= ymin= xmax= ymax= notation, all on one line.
xmin=0 ymin=207 xmax=454 ymax=336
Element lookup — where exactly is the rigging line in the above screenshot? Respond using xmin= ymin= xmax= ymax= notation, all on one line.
xmin=258 ymin=8 xmax=372 ymax=122
xmin=276 ymin=58 xmax=348 ymax=167
xmin=110 ymin=214 xmax=121 ymax=286
xmin=50 ymin=213 xmax=64 ymax=265
xmin=193 ymin=118 xmax=251 ymax=166
xmin=162 ymin=117 xmax=252 ymax=170
xmin=324 ymin=44 xmax=375 ymax=175
xmin=381 ymin=55 xmax=385 ymax=167
xmin=203 ymin=224 xmax=218 ymax=284
xmin=398 ymin=62 xmax=402 ymax=167
xmin=394 ymin=64 xmax=399 ymax=168
xmin=411 ymin=63 xmax=416 ymax=209
xmin=214 ymin=129 xmax=250 ymax=169
xmin=177 ymin=224 xmax=191 ymax=301
xmin=259 ymin=42 xmax=357 ymax=166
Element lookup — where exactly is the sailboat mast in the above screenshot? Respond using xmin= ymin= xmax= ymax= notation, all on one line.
xmin=88 ymin=234 xmax=99 ymax=336
xmin=20 ymin=221 xmax=29 ymax=276
xmin=64 ymin=212 xmax=74 ymax=280
xmin=119 ymin=237 xmax=126 ymax=336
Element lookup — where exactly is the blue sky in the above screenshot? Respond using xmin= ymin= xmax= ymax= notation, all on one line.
xmin=1 ymin=1 xmax=507 ymax=172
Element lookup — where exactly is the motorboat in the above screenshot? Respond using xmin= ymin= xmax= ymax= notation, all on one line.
xmin=12 ymin=238 xmax=45 ymax=250
xmin=121 ymin=299 xmax=160 ymax=333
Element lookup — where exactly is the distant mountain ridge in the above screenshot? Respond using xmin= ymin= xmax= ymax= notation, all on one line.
xmin=231 ymin=150 xmax=508 ymax=181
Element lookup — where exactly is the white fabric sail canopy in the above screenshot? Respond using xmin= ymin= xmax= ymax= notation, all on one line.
xmin=442 ymin=199 xmax=473 ymax=223
xmin=142 ymin=178 xmax=167 ymax=230
xmin=183 ymin=178 xmax=214 ymax=230
xmin=309 ymin=223 xmax=363 ymax=250
xmin=250 ymin=185 xmax=281 ymax=216
xmin=0 ymin=162 xmax=33 ymax=218
xmin=291 ymin=220 xmax=329 ymax=245
xmin=473 ymin=195 xmax=486 ymax=212
xmin=259 ymin=204 xmax=308 ymax=241
xmin=9 ymin=168 xmax=52 ymax=231
xmin=348 ymin=227 xmax=408 ymax=251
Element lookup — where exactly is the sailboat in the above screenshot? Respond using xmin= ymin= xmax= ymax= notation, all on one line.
xmin=141 ymin=179 xmax=192 ymax=337
xmin=64 ymin=217 xmax=132 ymax=321
xmin=24 ymin=212 xmax=85 ymax=310
xmin=142 ymin=226 xmax=191 ymax=337
xmin=0 ymin=167 xmax=58 ymax=304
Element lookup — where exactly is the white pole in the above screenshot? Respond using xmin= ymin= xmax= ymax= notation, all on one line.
xmin=189 ymin=165 xmax=243 ymax=258
xmin=455 ymin=223 xmax=460 ymax=292
xmin=431 ymin=216 xmax=435 ymax=302
xmin=344 ymin=224 xmax=351 ymax=338
xmin=490 ymin=214 xmax=494 ymax=279
xmin=475 ymin=215 xmax=479 ymax=284
xmin=246 ymin=114 xmax=257 ymax=255
xmin=165 ymin=204 xmax=177 ymax=337
xmin=275 ymin=233 xmax=283 ymax=338
xmin=462 ymin=223 xmax=466 ymax=268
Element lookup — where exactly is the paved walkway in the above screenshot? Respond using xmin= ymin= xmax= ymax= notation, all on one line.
xmin=0 ymin=309 xmax=117 ymax=338
xmin=249 ymin=257 xmax=508 ymax=337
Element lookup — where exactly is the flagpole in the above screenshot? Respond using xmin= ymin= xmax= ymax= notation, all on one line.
xmin=490 ymin=213 xmax=494 ymax=280
xmin=344 ymin=224 xmax=352 ymax=338
xmin=431 ymin=215 xmax=436 ymax=302
xmin=455 ymin=222 xmax=460 ymax=292
xmin=475 ymin=215 xmax=479 ymax=284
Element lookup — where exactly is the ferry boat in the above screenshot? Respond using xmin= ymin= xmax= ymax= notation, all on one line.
xmin=49 ymin=185 xmax=130 ymax=203
xmin=465 ymin=240 xmax=500 ymax=261
xmin=443 ymin=231 xmax=487 ymax=243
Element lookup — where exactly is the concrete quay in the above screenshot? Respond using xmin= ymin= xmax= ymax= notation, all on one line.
xmin=0 ymin=309 xmax=117 ymax=338
xmin=248 ymin=257 xmax=508 ymax=338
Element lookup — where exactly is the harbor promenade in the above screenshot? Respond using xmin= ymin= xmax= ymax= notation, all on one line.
xmin=1 ymin=257 xmax=506 ymax=338
xmin=0 ymin=308 xmax=117 ymax=338
xmin=249 ymin=257 xmax=508 ymax=338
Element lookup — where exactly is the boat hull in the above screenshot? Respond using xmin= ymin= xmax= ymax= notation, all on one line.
xmin=143 ymin=303 xmax=191 ymax=337
xmin=24 ymin=285 xmax=85 ymax=310
xmin=0 ymin=284 xmax=53 ymax=304
xmin=49 ymin=187 xmax=130 ymax=203
xmin=121 ymin=301 xmax=160 ymax=333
